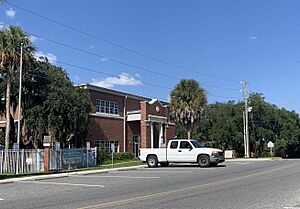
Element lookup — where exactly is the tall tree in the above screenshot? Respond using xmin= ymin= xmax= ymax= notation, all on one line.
xmin=0 ymin=26 xmax=35 ymax=149
xmin=170 ymin=79 xmax=207 ymax=139
xmin=23 ymin=60 xmax=90 ymax=148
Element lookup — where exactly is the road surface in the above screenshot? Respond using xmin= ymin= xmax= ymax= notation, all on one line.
xmin=0 ymin=160 xmax=299 ymax=209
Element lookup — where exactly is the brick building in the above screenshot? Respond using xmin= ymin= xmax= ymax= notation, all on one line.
xmin=86 ymin=84 xmax=176 ymax=156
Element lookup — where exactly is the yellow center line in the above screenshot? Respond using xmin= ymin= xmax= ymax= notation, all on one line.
xmin=78 ymin=163 xmax=297 ymax=209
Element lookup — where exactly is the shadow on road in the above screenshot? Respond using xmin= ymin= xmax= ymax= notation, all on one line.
xmin=161 ymin=164 xmax=227 ymax=168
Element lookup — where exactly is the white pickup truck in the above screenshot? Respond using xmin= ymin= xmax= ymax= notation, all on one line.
xmin=139 ymin=139 xmax=225 ymax=168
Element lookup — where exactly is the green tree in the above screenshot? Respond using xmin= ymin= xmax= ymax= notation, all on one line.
xmin=0 ymin=26 xmax=35 ymax=149
xmin=22 ymin=60 xmax=90 ymax=148
xmin=170 ymin=79 xmax=207 ymax=139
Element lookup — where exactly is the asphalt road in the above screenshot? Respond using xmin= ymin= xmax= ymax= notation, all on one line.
xmin=0 ymin=160 xmax=300 ymax=209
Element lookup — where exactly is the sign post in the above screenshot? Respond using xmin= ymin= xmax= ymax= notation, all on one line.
xmin=86 ymin=142 xmax=90 ymax=168
xmin=267 ymin=141 xmax=274 ymax=157
xmin=111 ymin=143 xmax=115 ymax=168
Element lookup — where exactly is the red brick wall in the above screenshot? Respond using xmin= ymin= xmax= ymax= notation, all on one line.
xmin=147 ymin=100 xmax=167 ymax=117
xmin=127 ymin=121 xmax=140 ymax=152
xmin=87 ymin=115 xmax=124 ymax=151
xmin=165 ymin=124 xmax=176 ymax=145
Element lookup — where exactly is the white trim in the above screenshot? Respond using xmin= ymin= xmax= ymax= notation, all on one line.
xmin=89 ymin=113 xmax=123 ymax=120
xmin=148 ymin=115 xmax=167 ymax=123
xmin=127 ymin=114 xmax=141 ymax=121
xmin=127 ymin=110 xmax=141 ymax=114
xmin=149 ymin=99 xmax=158 ymax=104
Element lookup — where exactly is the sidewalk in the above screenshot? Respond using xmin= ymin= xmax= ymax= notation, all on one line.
xmin=0 ymin=165 xmax=146 ymax=185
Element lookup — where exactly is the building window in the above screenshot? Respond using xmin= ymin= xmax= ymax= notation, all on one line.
xmin=96 ymin=140 xmax=119 ymax=153
xmin=96 ymin=99 xmax=119 ymax=115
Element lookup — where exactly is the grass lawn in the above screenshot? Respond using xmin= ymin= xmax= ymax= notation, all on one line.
xmin=0 ymin=159 xmax=144 ymax=180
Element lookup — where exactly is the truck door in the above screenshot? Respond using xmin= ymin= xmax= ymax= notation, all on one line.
xmin=167 ymin=141 xmax=178 ymax=162
xmin=177 ymin=141 xmax=196 ymax=162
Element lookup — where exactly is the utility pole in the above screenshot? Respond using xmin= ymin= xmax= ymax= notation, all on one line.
xmin=17 ymin=43 xmax=23 ymax=149
xmin=241 ymin=81 xmax=250 ymax=158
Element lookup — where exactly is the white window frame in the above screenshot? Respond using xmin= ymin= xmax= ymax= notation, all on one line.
xmin=96 ymin=140 xmax=119 ymax=153
xmin=96 ymin=99 xmax=119 ymax=115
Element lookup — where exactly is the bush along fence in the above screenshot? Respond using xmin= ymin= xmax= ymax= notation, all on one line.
xmin=0 ymin=148 xmax=97 ymax=175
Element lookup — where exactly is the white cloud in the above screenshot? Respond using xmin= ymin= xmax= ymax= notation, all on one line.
xmin=0 ymin=22 xmax=7 ymax=29
xmin=250 ymin=36 xmax=258 ymax=41
xmin=91 ymin=73 xmax=142 ymax=88
xmin=100 ymin=57 xmax=109 ymax=62
xmin=74 ymin=75 xmax=80 ymax=81
xmin=5 ymin=8 xmax=16 ymax=19
xmin=34 ymin=51 xmax=57 ymax=64
xmin=29 ymin=35 xmax=39 ymax=43
xmin=280 ymin=100 xmax=288 ymax=105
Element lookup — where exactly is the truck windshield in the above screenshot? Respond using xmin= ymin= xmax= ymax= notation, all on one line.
xmin=190 ymin=140 xmax=204 ymax=148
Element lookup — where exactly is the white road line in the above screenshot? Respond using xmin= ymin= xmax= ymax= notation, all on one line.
xmin=284 ymin=207 xmax=300 ymax=209
xmin=19 ymin=181 xmax=105 ymax=188
xmin=73 ymin=175 xmax=160 ymax=179
xmin=0 ymin=198 xmax=4 ymax=201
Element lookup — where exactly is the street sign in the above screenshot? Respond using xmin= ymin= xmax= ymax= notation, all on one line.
xmin=13 ymin=143 xmax=19 ymax=150
xmin=267 ymin=141 xmax=274 ymax=148
xmin=86 ymin=142 xmax=90 ymax=150
xmin=43 ymin=136 xmax=51 ymax=147
xmin=111 ymin=143 xmax=115 ymax=153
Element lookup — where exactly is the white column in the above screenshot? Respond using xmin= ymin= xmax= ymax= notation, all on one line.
xmin=150 ymin=121 xmax=153 ymax=148
xmin=159 ymin=123 xmax=164 ymax=147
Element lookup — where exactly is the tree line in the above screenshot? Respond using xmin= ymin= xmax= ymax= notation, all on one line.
xmin=0 ymin=26 xmax=90 ymax=149
xmin=171 ymin=80 xmax=300 ymax=158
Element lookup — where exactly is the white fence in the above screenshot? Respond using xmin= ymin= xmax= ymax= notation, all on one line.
xmin=0 ymin=148 xmax=97 ymax=175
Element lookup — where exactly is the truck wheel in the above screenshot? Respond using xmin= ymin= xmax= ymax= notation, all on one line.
xmin=198 ymin=155 xmax=210 ymax=167
xmin=147 ymin=155 xmax=158 ymax=168
xmin=160 ymin=162 xmax=169 ymax=167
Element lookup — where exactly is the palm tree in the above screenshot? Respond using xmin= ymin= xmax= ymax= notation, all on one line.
xmin=170 ymin=79 xmax=207 ymax=139
xmin=0 ymin=25 xmax=35 ymax=149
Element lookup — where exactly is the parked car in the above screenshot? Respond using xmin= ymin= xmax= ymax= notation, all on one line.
xmin=139 ymin=139 xmax=225 ymax=168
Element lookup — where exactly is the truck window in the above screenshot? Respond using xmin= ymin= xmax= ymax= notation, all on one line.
xmin=190 ymin=140 xmax=204 ymax=148
xmin=180 ymin=141 xmax=192 ymax=149
xmin=170 ymin=141 xmax=178 ymax=149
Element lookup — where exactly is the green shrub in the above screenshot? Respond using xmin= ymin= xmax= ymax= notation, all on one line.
xmin=109 ymin=152 xmax=136 ymax=161
xmin=0 ymin=131 xmax=4 ymax=145
xmin=97 ymin=146 xmax=110 ymax=164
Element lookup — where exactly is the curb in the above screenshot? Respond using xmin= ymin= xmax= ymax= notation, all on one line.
xmin=0 ymin=165 xmax=146 ymax=185
xmin=226 ymin=157 xmax=283 ymax=162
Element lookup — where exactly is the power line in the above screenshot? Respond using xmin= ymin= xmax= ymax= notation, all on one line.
xmin=22 ymin=60 xmax=240 ymax=101
xmin=4 ymin=1 xmax=240 ymax=83
xmin=56 ymin=60 xmax=240 ymax=100
xmin=29 ymin=32 xmax=240 ymax=92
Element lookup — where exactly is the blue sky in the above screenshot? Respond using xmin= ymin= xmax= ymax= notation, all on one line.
xmin=1 ymin=0 xmax=300 ymax=113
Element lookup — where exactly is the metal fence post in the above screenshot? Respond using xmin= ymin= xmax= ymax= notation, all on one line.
xmin=94 ymin=147 xmax=97 ymax=166
xmin=21 ymin=149 xmax=24 ymax=174
xmin=0 ymin=150 xmax=3 ymax=174
xmin=86 ymin=148 xmax=89 ymax=168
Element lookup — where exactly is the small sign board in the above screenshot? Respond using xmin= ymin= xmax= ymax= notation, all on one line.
xmin=43 ymin=136 xmax=51 ymax=147
xmin=111 ymin=143 xmax=115 ymax=153
xmin=55 ymin=143 xmax=60 ymax=150
xmin=267 ymin=141 xmax=274 ymax=148
xmin=86 ymin=142 xmax=90 ymax=150
xmin=13 ymin=143 xmax=19 ymax=150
